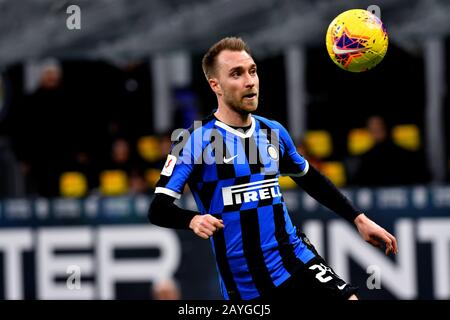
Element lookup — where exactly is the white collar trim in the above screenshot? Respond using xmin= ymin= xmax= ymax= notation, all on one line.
xmin=215 ymin=117 xmax=255 ymax=138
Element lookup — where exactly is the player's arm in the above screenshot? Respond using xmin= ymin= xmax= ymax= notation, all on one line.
xmin=148 ymin=129 xmax=223 ymax=239
xmin=290 ymin=165 xmax=360 ymax=223
xmin=148 ymin=194 xmax=223 ymax=239
xmin=148 ymin=193 xmax=198 ymax=229
xmin=290 ymin=164 xmax=398 ymax=255
xmin=276 ymin=122 xmax=398 ymax=255
xmin=272 ymin=121 xmax=358 ymax=222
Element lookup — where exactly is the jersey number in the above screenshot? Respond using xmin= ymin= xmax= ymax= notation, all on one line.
xmin=308 ymin=263 xmax=334 ymax=283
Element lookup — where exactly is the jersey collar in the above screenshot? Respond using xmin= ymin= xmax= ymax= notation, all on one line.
xmin=215 ymin=116 xmax=256 ymax=139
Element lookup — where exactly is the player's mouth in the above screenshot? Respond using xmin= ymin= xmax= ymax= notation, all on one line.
xmin=242 ymin=92 xmax=257 ymax=100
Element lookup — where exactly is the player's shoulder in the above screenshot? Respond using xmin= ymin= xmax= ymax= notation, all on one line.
xmin=184 ymin=112 xmax=216 ymax=133
xmin=168 ymin=113 xmax=215 ymax=150
xmin=200 ymin=112 xmax=217 ymax=128
xmin=253 ymin=115 xmax=287 ymax=131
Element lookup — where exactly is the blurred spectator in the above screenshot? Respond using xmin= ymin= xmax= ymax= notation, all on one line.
xmin=137 ymin=132 xmax=173 ymax=170
xmin=129 ymin=167 xmax=151 ymax=194
xmin=106 ymin=138 xmax=133 ymax=172
xmin=62 ymin=148 xmax=99 ymax=193
xmin=352 ymin=115 xmax=429 ymax=186
xmin=114 ymin=60 xmax=153 ymax=141
xmin=17 ymin=59 xmax=68 ymax=197
xmin=153 ymin=133 xmax=173 ymax=169
xmin=104 ymin=137 xmax=150 ymax=194
xmin=134 ymin=133 xmax=174 ymax=191
xmin=151 ymin=278 xmax=182 ymax=300
xmin=160 ymin=133 xmax=172 ymax=157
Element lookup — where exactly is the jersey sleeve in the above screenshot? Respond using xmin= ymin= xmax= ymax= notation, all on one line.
xmin=154 ymin=129 xmax=200 ymax=199
xmin=274 ymin=121 xmax=309 ymax=177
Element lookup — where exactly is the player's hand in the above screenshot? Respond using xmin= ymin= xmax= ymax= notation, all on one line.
xmin=354 ymin=213 xmax=398 ymax=255
xmin=189 ymin=214 xmax=224 ymax=239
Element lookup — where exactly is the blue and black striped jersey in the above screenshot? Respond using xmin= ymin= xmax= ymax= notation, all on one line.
xmin=155 ymin=113 xmax=317 ymax=300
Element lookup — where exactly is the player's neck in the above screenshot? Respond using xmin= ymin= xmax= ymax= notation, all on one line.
xmin=214 ymin=105 xmax=252 ymax=127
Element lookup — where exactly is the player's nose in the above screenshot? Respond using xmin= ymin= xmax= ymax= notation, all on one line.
xmin=245 ymin=79 xmax=255 ymax=89
xmin=244 ymin=73 xmax=255 ymax=88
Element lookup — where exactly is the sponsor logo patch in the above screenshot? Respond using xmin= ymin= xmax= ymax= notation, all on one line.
xmin=222 ymin=178 xmax=282 ymax=206
xmin=161 ymin=155 xmax=177 ymax=176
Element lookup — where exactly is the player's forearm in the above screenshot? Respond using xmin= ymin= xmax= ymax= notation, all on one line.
xmin=291 ymin=165 xmax=361 ymax=223
xmin=148 ymin=194 xmax=199 ymax=229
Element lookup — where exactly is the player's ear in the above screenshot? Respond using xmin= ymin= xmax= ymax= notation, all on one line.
xmin=209 ymin=78 xmax=222 ymax=96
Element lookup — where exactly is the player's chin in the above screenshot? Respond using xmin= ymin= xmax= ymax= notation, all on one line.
xmin=240 ymin=101 xmax=258 ymax=113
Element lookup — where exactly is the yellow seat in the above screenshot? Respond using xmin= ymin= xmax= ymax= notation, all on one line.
xmin=278 ymin=175 xmax=297 ymax=189
xmin=321 ymin=161 xmax=346 ymax=188
xmin=304 ymin=130 xmax=332 ymax=159
xmin=137 ymin=136 xmax=162 ymax=162
xmin=348 ymin=128 xmax=374 ymax=155
xmin=60 ymin=172 xmax=87 ymax=198
xmin=392 ymin=124 xmax=420 ymax=151
xmin=145 ymin=168 xmax=162 ymax=189
xmin=100 ymin=170 xmax=128 ymax=196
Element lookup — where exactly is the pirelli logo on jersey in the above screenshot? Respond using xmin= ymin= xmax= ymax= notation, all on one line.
xmin=222 ymin=178 xmax=282 ymax=206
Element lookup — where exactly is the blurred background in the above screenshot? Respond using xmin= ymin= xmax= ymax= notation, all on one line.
xmin=0 ymin=0 xmax=449 ymax=300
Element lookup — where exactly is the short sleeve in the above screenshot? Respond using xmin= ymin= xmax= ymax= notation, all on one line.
xmin=275 ymin=121 xmax=309 ymax=177
xmin=154 ymin=129 xmax=200 ymax=199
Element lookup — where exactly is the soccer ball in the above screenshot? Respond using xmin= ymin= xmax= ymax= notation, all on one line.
xmin=326 ymin=9 xmax=388 ymax=72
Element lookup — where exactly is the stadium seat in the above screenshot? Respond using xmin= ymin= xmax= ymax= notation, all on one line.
xmin=137 ymin=136 xmax=162 ymax=162
xmin=303 ymin=130 xmax=332 ymax=159
xmin=347 ymin=128 xmax=374 ymax=155
xmin=59 ymin=171 xmax=87 ymax=198
xmin=392 ymin=124 xmax=420 ymax=151
xmin=145 ymin=168 xmax=161 ymax=189
xmin=321 ymin=161 xmax=346 ymax=187
xmin=100 ymin=170 xmax=129 ymax=196
xmin=278 ymin=175 xmax=297 ymax=189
